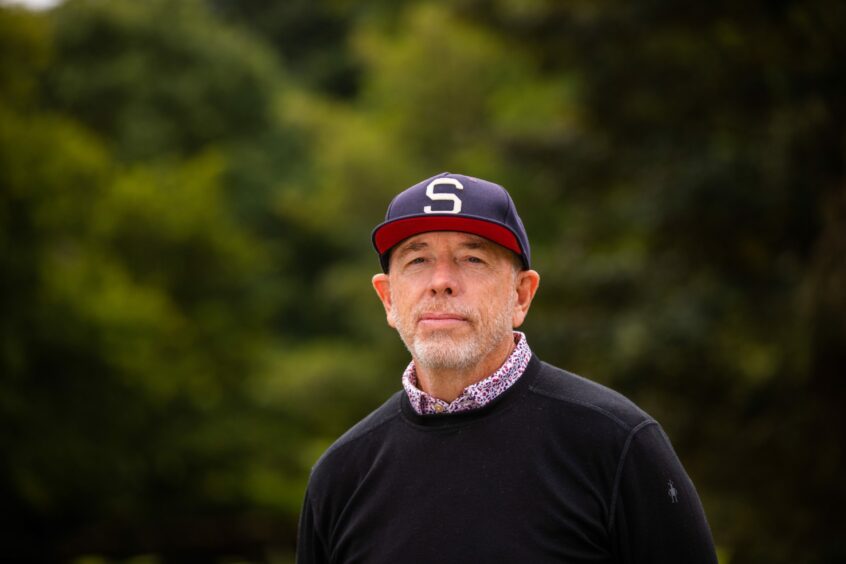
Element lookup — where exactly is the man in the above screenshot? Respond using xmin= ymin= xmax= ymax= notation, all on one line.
xmin=297 ymin=173 xmax=717 ymax=563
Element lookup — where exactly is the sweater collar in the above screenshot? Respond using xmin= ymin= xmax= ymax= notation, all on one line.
xmin=399 ymin=351 xmax=542 ymax=427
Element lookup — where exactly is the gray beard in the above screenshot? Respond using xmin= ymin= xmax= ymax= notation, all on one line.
xmin=390 ymin=292 xmax=515 ymax=372
xmin=407 ymin=330 xmax=484 ymax=372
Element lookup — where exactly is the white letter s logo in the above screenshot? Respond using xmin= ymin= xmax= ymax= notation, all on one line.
xmin=424 ymin=178 xmax=463 ymax=214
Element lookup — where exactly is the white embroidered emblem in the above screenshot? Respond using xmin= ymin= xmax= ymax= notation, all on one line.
xmin=667 ymin=480 xmax=679 ymax=503
xmin=424 ymin=178 xmax=463 ymax=214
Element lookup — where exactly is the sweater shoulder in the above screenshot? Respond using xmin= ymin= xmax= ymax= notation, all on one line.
xmin=312 ymin=390 xmax=402 ymax=470
xmin=528 ymin=360 xmax=653 ymax=432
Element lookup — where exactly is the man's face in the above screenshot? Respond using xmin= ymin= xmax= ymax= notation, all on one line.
xmin=372 ymin=231 xmax=537 ymax=372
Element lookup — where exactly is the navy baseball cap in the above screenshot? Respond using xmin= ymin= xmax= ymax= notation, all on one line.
xmin=372 ymin=172 xmax=531 ymax=272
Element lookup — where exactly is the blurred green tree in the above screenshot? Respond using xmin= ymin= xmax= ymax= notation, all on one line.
xmin=0 ymin=1 xmax=310 ymax=559
xmin=208 ymin=0 xmax=363 ymax=97
xmin=46 ymin=0 xmax=280 ymax=162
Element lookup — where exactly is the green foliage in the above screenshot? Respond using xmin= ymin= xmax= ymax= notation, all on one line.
xmin=0 ymin=7 xmax=51 ymax=108
xmin=209 ymin=0 xmax=364 ymax=97
xmin=1 ymin=0 xmax=844 ymax=561
xmin=46 ymin=0 xmax=282 ymax=161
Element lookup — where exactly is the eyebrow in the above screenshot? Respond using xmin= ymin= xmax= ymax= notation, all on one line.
xmin=459 ymin=240 xmax=488 ymax=250
xmin=396 ymin=240 xmax=429 ymax=257
xmin=395 ymin=236 xmax=491 ymax=257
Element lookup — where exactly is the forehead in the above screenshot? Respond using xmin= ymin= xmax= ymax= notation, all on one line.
xmin=397 ymin=231 xmax=497 ymax=252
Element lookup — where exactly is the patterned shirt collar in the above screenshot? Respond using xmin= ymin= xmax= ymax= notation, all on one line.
xmin=402 ymin=331 xmax=533 ymax=415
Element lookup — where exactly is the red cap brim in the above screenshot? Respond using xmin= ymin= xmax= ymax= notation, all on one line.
xmin=373 ymin=216 xmax=522 ymax=257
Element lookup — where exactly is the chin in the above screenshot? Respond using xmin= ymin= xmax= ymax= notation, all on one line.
xmin=411 ymin=337 xmax=481 ymax=371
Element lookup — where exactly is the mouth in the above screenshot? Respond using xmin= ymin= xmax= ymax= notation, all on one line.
xmin=417 ymin=312 xmax=469 ymax=329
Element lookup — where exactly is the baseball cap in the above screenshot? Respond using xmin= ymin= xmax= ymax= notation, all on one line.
xmin=372 ymin=172 xmax=531 ymax=273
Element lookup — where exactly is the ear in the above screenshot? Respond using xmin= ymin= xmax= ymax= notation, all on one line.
xmin=512 ymin=269 xmax=540 ymax=328
xmin=372 ymin=273 xmax=396 ymax=328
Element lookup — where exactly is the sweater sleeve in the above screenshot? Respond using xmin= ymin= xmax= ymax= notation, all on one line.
xmin=610 ymin=421 xmax=717 ymax=564
xmin=296 ymin=488 xmax=331 ymax=564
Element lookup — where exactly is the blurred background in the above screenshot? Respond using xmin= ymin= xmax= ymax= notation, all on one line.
xmin=1 ymin=0 xmax=844 ymax=562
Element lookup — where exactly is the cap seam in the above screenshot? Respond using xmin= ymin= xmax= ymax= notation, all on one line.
xmin=501 ymin=187 xmax=513 ymax=223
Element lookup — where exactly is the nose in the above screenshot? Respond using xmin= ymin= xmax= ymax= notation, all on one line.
xmin=429 ymin=259 xmax=460 ymax=297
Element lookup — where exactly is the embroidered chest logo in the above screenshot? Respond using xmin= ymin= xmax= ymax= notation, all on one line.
xmin=667 ymin=480 xmax=679 ymax=503
xmin=424 ymin=178 xmax=464 ymax=214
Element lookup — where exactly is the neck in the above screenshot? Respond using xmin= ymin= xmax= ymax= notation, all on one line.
xmin=414 ymin=334 xmax=516 ymax=403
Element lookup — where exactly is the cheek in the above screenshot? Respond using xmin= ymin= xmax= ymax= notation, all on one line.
xmin=387 ymin=293 xmax=414 ymax=328
xmin=478 ymin=283 xmax=516 ymax=317
xmin=487 ymin=276 xmax=515 ymax=300
xmin=386 ymin=307 xmax=398 ymax=328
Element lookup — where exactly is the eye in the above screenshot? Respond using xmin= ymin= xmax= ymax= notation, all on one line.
xmin=407 ymin=256 xmax=426 ymax=266
xmin=465 ymin=256 xmax=485 ymax=264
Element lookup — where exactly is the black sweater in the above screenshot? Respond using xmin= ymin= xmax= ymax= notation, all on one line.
xmin=297 ymin=355 xmax=717 ymax=563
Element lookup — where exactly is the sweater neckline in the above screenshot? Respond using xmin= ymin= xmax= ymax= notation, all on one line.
xmin=399 ymin=354 xmax=542 ymax=428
